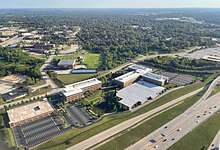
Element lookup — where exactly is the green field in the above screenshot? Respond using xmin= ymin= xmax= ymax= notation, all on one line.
xmin=34 ymin=74 xmax=218 ymax=150
xmin=54 ymin=53 xmax=101 ymax=69
xmin=85 ymin=90 xmax=103 ymax=104
xmin=31 ymin=79 xmax=46 ymax=87
xmin=209 ymin=84 xmax=220 ymax=98
xmin=56 ymin=70 xmax=108 ymax=85
xmin=168 ymin=110 xmax=220 ymax=150
xmin=56 ymin=74 xmax=96 ymax=85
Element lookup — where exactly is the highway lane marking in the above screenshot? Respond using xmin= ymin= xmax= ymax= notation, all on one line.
xmin=136 ymin=99 xmax=220 ymax=150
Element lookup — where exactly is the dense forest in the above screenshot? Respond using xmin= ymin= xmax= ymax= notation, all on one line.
xmin=0 ymin=47 xmax=43 ymax=79
xmin=142 ymin=56 xmax=220 ymax=75
xmin=1 ymin=9 xmax=220 ymax=69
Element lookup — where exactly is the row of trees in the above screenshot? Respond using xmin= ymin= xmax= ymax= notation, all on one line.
xmin=0 ymin=9 xmax=220 ymax=70
xmin=0 ymin=47 xmax=43 ymax=80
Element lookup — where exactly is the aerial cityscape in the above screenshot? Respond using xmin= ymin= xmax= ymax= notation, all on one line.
xmin=0 ymin=0 xmax=219 ymax=150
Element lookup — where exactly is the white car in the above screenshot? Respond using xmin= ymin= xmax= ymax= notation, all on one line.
xmin=177 ymin=128 xmax=181 ymax=131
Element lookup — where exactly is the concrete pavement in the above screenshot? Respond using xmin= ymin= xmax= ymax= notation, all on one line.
xmin=66 ymin=88 xmax=203 ymax=150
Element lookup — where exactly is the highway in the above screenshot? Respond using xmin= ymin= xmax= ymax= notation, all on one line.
xmin=208 ymin=130 xmax=220 ymax=150
xmin=125 ymin=76 xmax=220 ymax=150
xmin=66 ymin=88 xmax=203 ymax=150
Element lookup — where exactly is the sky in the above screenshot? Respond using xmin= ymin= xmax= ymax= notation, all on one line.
xmin=0 ymin=0 xmax=220 ymax=8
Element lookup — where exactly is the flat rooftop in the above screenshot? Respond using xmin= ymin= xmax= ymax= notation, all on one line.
xmin=63 ymin=78 xmax=101 ymax=96
xmin=117 ymin=80 xmax=165 ymax=108
xmin=7 ymin=100 xmax=54 ymax=125
xmin=58 ymin=59 xmax=75 ymax=66
xmin=65 ymin=78 xmax=101 ymax=90
xmin=141 ymin=73 xmax=169 ymax=82
xmin=114 ymin=71 xmax=142 ymax=83
xmin=114 ymin=66 xmax=152 ymax=83
xmin=128 ymin=64 xmax=152 ymax=72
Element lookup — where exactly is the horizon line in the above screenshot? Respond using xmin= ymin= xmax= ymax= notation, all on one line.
xmin=0 ymin=7 xmax=220 ymax=9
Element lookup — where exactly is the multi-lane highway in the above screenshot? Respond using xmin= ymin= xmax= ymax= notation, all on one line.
xmin=66 ymin=88 xmax=203 ymax=150
xmin=125 ymin=76 xmax=220 ymax=150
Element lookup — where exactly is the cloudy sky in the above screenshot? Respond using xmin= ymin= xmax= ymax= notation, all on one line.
xmin=0 ymin=0 xmax=220 ymax=8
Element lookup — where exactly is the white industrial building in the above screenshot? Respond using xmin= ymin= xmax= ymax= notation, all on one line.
xmin=141 ymin=73 xmax=169 ymax=86
xmin=117 ymin=80 xmax=165 ymax=110
xmin=114 ymin=65 xmax=152 ymax=87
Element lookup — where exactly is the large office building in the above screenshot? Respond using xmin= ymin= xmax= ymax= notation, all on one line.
xmin=114 ymin=65 xmax=152 ymax=88
xmin=141 ymin=73 xmax=169 ymax=86
xmin=115 ymin=65 xmax=169 ymax=110
xmin=62 ymin=78 xmax=102 ymax=102
xmin=7 ymin=100 xmax=54 ymax=127
xmin=117 ymin=80 xmax=165 ymax=110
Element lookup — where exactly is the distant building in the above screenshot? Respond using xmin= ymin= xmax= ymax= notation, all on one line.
xmin=62 ymin=78 xmax=102 ymax=102
xmin=33 ymin=42 xmax=55 ymax=50
xmin=22 ymin=33 xmax=32 ymax=36
xmin=58 ymin=59 xmax=76 ymax=69
xmin=2 ymin=88 xmax=27 ymax=102
xmin=114 ymin=66 xmax=152 ymax=88
xmin=117 ymin=80 xmax=165 ymax=110
xmin=141 ymin=73 xmax=169 ymax=86
xmin=7 ymin=100 xmax=54 ymax=127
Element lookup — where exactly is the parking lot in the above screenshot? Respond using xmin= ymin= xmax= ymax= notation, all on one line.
xmin=13 ymin=114 xmax=68 ymax=148
xmin=64 ymin=104 xmax=93 ymax=127
xmin=181 ymin=47 xmax=220 ymax=59
xmin=155 ymin=71 xmax=196 ymax=86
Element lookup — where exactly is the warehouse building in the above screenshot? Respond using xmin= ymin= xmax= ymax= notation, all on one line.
xmin=141 ymin=73 xmax=169 ymax=86
xmin=62 ymin=78 xmax=102 ymax=102
xmin=58 ymin=59 xmax=76 ymax=69
xmin=127 ymin=64 xmax=152 ymax=72
xmin=117 ymin=80 xmax=165 ymax=110
xmin=7 ymin=100 xmax=54 ymax=127
xmin=114 ymin=66 xmax=152 ymax=88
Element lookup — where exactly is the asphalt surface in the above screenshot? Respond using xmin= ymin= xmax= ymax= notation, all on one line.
xmin=0 ymin=36 xmax=24 ymax=47
xmin=125 ymin=76 xmax=220 ymax=150
xmin=66 ymin=88 xmax=203 ymax=150
xmin=60 ymin=44 xmax=78 ymax=54
xmin=14 ymin=115 xmax=61 ymax=148
xmin=126 ymin=93 xmax=220 ymax=150
xmin=65 ymin=105 xmax=93 ymax=126
xmin=208 ymin=130 xmax=220 ymax=150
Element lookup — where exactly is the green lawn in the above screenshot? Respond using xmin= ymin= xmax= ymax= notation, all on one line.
xmin=31 ymin=79 xmax=46 ymax=87
xmin=30 ymin=54 xmax=46 ymax=60
xmin=34 ymin=74 xmax=218 ymax=150
xmin=4 ymin=128 xmax=16 ymax=147
xmin=209 ymin=84 xmax=220 ymax=98
xmin=168 ymin=110 xmax=220 ymax=150
xmin=56 ymin=70 xmax=108 ymax=85
xmin=56 ymin=74 xmax=96 ymax=85
xmin=54 ymin=53 xmax=101 ymax=69
xmin=85 ymin=90 xmax=103 ymax=104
